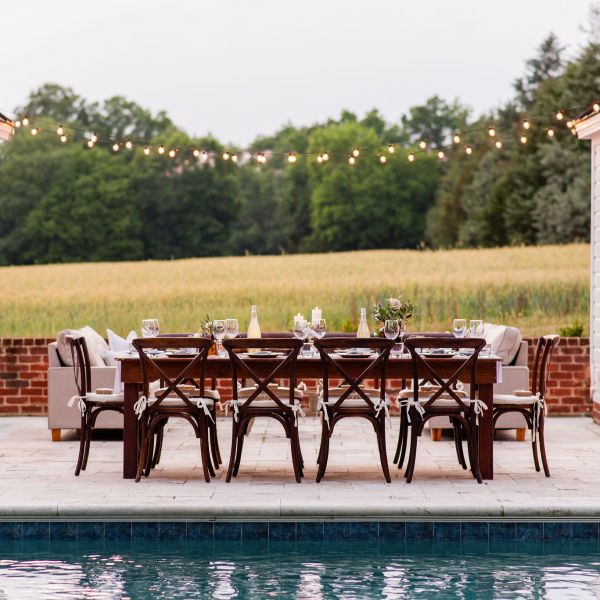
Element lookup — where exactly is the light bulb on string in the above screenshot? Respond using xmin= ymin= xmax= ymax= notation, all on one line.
xmin=566 ymin=120 xmax=574 ymax=129
xmin=56 ymin=125 xmax=64 ymax=136
xmin=571 ymin=127 xmax=577 ymax=136
xmin=222 ymin=151 xmax=230 ymax=160
xmin=15 ymin=120 xmax=21 ymax=128
xmin=322 ymin=151 xmax=329 ymax=161
xmin=22 ymin=117 xmax=29 ymax=127
xmin=231 ymin=153 xmax=238 ymax=163
xmin=452 ymin=133 xmax=461 ymax=144
xmin=60 ymin=134 xmax=67 ymax=143
xmin=418 ymin=139 xmax=427 ymax=150
xmin=352 ymin=148 xmax=360 ymax=158
xmin=143 ymin=146 xmax=151 ymax=156
xmin=387 ymin=143 xmax=395 ymax=154
xmin=488 ymin=125 xmax=496 ymax=137
xmin=556 ymin=110 xmax=564 ymax=121
xmin=168 ymin=149 xmax=176 ymax=158
xmin=547 ymin=128 xmax=555 ymax=138
xmin=495 ymin=140 xmax=503 ymax=149
xmin=30 ymin=127 xmax=39 ymax=136
xmin=158 ymin=144 xmax=165 ymax=155
xmin=125 ymin=140 xmax=133 ymax=151
xmin=192 ymin=148 xmax=200 ymax=158
xmin=256 ymin=152 xmax=266 ymax=164
xmin=594 ymin=102 xmax=600 ymax=113
xmin=437 ymin=150 xmax=445 ymax=160
xmin=348 ymin=155 xmax=356 ymax=165
xmin=379 ymin=154 xmax=387 ymax=164
xmin=317 ymin=155 xmax=323 ymax=164
xmin=520 ymin=135 xmax=528 ymax=144
xmin=287 ymin=152 xmax=297 ymax=163
xmin=87 ymin=139 xmax=95 ymax=148
xmin=200 ymin=150 xmax=208 ymax=161
xmin=522 ymin=119 xmax=531 ymax=130
xmin=407 ymin=153 xmax=415 ymax=163
xmin=112 ymin=142 xmax=120 ymax=152
xmin=90 ymin=133 xmax=98 ymax=143
xmin=465 ymin=145 xmax=473 ymax=156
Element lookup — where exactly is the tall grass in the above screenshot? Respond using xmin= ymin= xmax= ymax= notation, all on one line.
xmin=0 ymin=244 xmax=589 ymax=337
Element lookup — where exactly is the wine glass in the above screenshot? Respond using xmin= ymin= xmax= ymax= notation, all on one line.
xmin=312 ymin=319 xmax=327 ymax=339
xmin=293 ymin=319 xmax=308 ymax=342
xmin=452 ymin=319 xmax=467 ymax=338
xmin=384 ymin=319 xmax=403 ymax=357
xmin=212 ymin=320 xmax=226 ymax=356
xmin=469 ymin=319 xmax=484 ymax=337
xmin=225 ymin=318 xmax=239 ymax=340
xmin=141 ymin=319 xmax=159 ymax=338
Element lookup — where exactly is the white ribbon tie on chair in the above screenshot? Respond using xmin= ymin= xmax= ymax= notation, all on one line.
xmin=133 ymin=396 xmax=148 ymax=420
xmin=195 ymin=398 xmax=215 ymax=423
xmin=397 ymin=396 xmax=426 ymax=423
xmin=472 ymin=399 xmax=488 ymax=425
xmin=68 ymin=395 xmax=86 ymax=415
xmin=374 ymin=397 xmax=392 ymax=428
xmin=532 ymin=393 xmax=545 ymax=442
xmin=317 ymin=397 xmax=330 ymax=427
xmin=291 ymin=400 xmax=305 ymax=426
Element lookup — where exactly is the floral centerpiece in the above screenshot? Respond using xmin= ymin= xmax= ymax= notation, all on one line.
xmin=372 ymin=296 xmax=417 ymax=337
xmin=198 ymin=315 xmax=217 ymax=355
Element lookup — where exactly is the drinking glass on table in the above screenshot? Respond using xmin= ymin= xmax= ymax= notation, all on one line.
xmin=212 ymin=320 xmax=226 ymax=357
xmin=312 ymin=319 xmax=327 ymax=339
xmin=384 ymin=319 xmax=402 ymax=356
xmin=293 ymin=319 xmax=308 ymax=342
xmin=452 ymin=319 xmax=467 ymax=338
xmin=469 ymin=319 xmax=484 ymax=337
xmin=225 ymin=318 xmax=239 ymax=340
xmin=141 ymin=319 xmax=159 ymax=338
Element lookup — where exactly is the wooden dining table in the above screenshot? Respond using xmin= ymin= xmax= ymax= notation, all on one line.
xmin=120 ymin=353 xmax=501 ymax=480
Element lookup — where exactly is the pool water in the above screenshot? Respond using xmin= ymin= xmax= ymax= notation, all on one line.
xmin=0 ymin=541 xmax=599 ymax=599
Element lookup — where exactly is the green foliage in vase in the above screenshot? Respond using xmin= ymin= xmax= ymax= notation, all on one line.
xmin=372 ymin=296 xmax=417 ymax=324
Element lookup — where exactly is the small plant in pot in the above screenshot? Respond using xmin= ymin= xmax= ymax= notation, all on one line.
xmin=372 ymin=296 xmax=417 ymax=337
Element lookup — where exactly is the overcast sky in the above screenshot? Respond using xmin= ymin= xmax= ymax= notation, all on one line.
xmin=3 ymin=0 xmax=594 ymax=145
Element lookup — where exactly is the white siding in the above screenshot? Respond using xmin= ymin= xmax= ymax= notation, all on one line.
xmin=592 ymin=136 xmax=600 ymax=404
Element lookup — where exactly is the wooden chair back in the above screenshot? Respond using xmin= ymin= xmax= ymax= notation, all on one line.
xmin=222 ymin=338 xmax=302 ymax=409
xmin=314 ymin=337 xmax=394 ymax=410
xmin=532 ymin=335 xmax=560 ymax=398
xmin=66 ymin=336 xmax=92 ymax=397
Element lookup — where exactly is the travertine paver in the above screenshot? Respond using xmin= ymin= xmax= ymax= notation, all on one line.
xmin=0 ymin=416 xmax=599 ymax=519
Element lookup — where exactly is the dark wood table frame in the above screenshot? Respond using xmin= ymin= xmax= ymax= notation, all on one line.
xmin=121 ymin=355 xmax=499 ymax=480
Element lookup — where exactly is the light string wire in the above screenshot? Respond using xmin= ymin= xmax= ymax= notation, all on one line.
xmin=0 ymin=99 xmax=596 ymax=164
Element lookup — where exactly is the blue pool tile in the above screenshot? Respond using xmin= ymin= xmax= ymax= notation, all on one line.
xmin=378 ymin=522 xmax=405 ymax=542
xmin=543 ymin=522 xmax=572 ymax=542
xmin=77 ymin=522 xmax=104 ymax=541
xmin=516 ymin=522 xmax=543 ymax=542
xmin=214 ymin=522 xmax=241 ymax=541
xmin=406 ymin=522 xmax=433 ymax=542
xmin=461 ymin=522 xmax=489 ymax=541
xmin=22 ymin=522 xmax=49 ymax=540
xmin=50 ymin=522 xmax=77 ymax=541
xmin=0 ymin=522 xmax=22 ymax=540
xmin=571 ymin=523 xmax=599 ymax=541
xmin=489 ymin=522 xmax=516 ymax=542
xmin=242 ymin=522 xmax=268 ymax=541
xmin=132 ymin=522 xmax=159 ymax=541
xmin=324 ymin=522 xmax=351 ymax=541
xmin=105 ymin=522 xmax=131 ymax=541
xmin=269 ymin=522 xmax=296 ymax=542
xmin=351 ymin=522 xmax=378 ymax=541
xmin=159 ymin=522 xmax=186 ymax=541
xmin=434 ymin=522 xmax=460 ymax=542
xmin=297 ymin=522 xmax=323 ymax=542
xmin=187 ymin=522 xmax=214 ymax=541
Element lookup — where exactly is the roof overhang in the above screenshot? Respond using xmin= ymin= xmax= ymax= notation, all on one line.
xmin=575 ymin=112 xmax=600 ymax=140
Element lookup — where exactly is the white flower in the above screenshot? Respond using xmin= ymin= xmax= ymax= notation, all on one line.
xmin=388 ymin=297 xmax=402 ymax=309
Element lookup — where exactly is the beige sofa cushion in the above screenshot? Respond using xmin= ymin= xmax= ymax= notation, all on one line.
xmin=57 ymin=326 xmax=107 ymax=367
xmin=483 ymin=323 xmax=522 ymax=366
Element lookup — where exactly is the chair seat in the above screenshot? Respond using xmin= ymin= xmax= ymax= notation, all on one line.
xmin=85 ymin=391 xmax=124 ymax=403
xmin=321 ymin=388 xmax=387 ymax=409
xmin=494 ymin=393 xmax=538 ymax=406
xmin=154 ymin=386 xmax=220 ymax=401
xmin=238 ymin=383 xmax=304 ymax=402
xmin=398 ymin=388 xmax=468 ymax=400
xmin=149 ymin=397 xmax=216 ymax=409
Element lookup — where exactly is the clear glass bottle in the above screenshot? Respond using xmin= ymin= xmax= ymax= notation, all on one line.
xmin=247 ymin=305 xmax=262 ymax=338
xmin=356 ymin=307 xmax=370 ymax=338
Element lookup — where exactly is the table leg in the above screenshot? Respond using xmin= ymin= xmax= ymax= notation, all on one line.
xmin=478 ymin=383 xmax=493 ymax=480
xmin=123 ymin=382 xmax=138 ymax=479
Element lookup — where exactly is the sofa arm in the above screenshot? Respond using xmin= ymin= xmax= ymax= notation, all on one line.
xmin=494 ymin=366 xmax=529 ymax=395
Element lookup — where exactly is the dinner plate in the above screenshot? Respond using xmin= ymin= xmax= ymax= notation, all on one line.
xmin=337 ymin=351 xmax=375 ymax=358
xmin=246 ymin=351 xmax=282 ymax=358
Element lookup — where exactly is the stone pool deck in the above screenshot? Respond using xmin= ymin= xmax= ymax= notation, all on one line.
xmin=0 ymin=416 xmax=599 ymax=521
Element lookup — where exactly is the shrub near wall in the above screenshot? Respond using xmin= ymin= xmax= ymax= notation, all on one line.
xmin=0 ymin=337 xmax=593 ymax=418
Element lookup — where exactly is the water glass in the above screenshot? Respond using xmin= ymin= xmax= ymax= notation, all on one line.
xmin=452 ymin=319 xmax=467 ymax=338
xmin=212 ymin=320 xmax=226 ymax=356
xmin=225 ymin=318 xmax=239 ymax=339
xmin=141 ymin=319 xmax=159 ymax=338
xmin=312 ymin=319 xmax=327 ymax=339
xmin=469 ymin=319 xmax=484 ymax=337
xmin=293 ymin=319 xmax=308 ymax=341
xmin=482 ymin=343 xmax=492 ymax=357
xmin=384 ymin=319 xmax=400 ymax=341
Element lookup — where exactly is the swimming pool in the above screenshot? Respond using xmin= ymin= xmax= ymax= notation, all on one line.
xmin=0 ymin=538 xmax=599 ymax=599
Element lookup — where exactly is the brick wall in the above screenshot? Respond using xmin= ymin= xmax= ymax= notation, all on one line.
xmin=0 ymin=337 xmax=593 ymax=418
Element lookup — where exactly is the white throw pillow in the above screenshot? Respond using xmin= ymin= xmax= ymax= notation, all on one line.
xmin=56 ymin=326 xmax=106 ymax=367
xmin=483 ymin=323 xmax=522 ymax=366
xmin=104 ymin=329 xmax=138 ymax=365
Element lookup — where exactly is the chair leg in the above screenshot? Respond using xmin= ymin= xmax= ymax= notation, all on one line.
xmin=225 ymin=421 xmax=239 ymax=483
xmin=151 ymin=422 xmax=165 ymax=468
xmin=232 ymin=420 xmax=248 ymax=477
xmin=451 ymin=418 xmax=468 ymax=469
xmin=51 ymin=429 xmax=62 ymax=442
xmin=516 ymin=428 xmax=526 ymax=442
xmin=199 ymin=423 xmax=212 ymax=483
xmin=404 ymin=420 xmax=420 ymax=483
xmin=397 ymin=413 xmax=409 ymax=469
xmin=74 ymin=417 xmax=87 ymax=476
xmin=376 ymin=418 xmax=391 ymax=483
xmin=135 ymin=428 xmax=149 ymax=483
xmin=81 ymin=422 xmax=93 ymax=471
xmin=538 ymin=411 xmax=551 ymax=477
xmin=467 ymin=421 xmax=483 ymax=484
xmin=291 ymin=423 xmax=304 ymax=477
xmin=208 ymin=424 xmax=220 ymax=470
xmin=430 ymin=428 xmax=443 ymax=441
xmin=316 ymin=420 xmax=330 ymax=483
xmin=393 ymin=407 xmax=406 ymax=464
xmin=290 ymin=424 xmax=303 ymax=483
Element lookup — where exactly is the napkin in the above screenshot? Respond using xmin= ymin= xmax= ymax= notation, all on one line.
xmin=103 ymin=329 xmax=138 ymax=365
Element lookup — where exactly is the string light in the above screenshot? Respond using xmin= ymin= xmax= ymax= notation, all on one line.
xmin=352 ymin=148 xmax=360 ymax=157
xmin=495 ymin=140 xmax=503 ymax=149
xmin=453 ymin=133 xmax=461 ymax=144
xmin=321 ymin=151 xmax=329 ymax=161
xmin=547 ymin=128 xmax=555 ymax=138
xmin=168 ymin=148 xmax=176 ymax=158
xmin=143 ymin=146 xmax=151 ymax=156
xmin=379 ymin=154 xmax=387 ymax=164
xmin=200 ymin=150 xmax=208 ymax=161
xmin=522 ymin=119 xmax=531 ymax=130
xmin=87 ymin=139 xmax=94 ymax=148
xmin=407 ymin=153 xmax=415 ymax=162
xmin=125 ymin=140 xmax=133 ymax=151
xmin=112 ymin=142 xmax=119 ymax=152
xmin=22 ymin=117 xmax=29 ymax=127
xmin=60 ymin=134 xmax=67 ymax=143
xmin=256 ymin=152 xmax=266 ymax=164
xmin=556 ymin=110 xmax=564 ymax=121
xmin=488 ymin=125 xmax=496 ymax=137
xmin=594 ymin=102 xmax=600 ymax=113
xmin=437 ymin=150 xmax=445 ymax=160
xmin=231 ymin=153 xmax=238 ymax=163
xmin=287 ymin=152 xmax=297 ymax=163
xmin=14 ymin=120 xmax=21 ymax=128
xmin=90 ymin=132 xmax=98 ymax=143
xmin=387 ymin=143 xmax=395 ymax=154
xmin=465 ymin=145 xmax=473 ymax=155
xmin=566 ymin=120 xmax=574 ymax=129
xmin=56 ymin=125 xmax=64 ymax=136
xmin=222 ymin=151 xmax=230 ymax=160
xmin=30 ymin=127 xmax=39 ymax=136
xmin=418 ymin=139 xmax=427 ymax=150
xmin=348 ymin=155 xmax=356 ymax=165
xmin=158 ymin=144 xmax=165 ymax=155
xmin=316 ymin=155 xmax=323 ymax=164
xmin=192 ymin=148 xmax=200 ymax=158
xmin=520 ymin=134 xmax=528 ymax=144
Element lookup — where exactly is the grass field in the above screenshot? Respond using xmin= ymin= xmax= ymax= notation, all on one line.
xmin=0 ymin=244 xmax=589 ymax=337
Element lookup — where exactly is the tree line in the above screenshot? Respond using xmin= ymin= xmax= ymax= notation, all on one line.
xmin=0 ymin=20 xmax=599 ymax=265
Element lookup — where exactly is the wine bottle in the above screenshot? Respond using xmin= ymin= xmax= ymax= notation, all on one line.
xmin=247 ymin=305 xmax=261 ymax=352
xmin=356 ymin=307 xmax=370 ymax=338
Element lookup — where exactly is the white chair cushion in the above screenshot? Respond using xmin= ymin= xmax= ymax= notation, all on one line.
xmin=85 ymin=391 xmax=124 ymax=403
xmin=494 ymin=393 xmax=538 ymax=405
xmin=238 ymin=383 xmax=304 ymax=401
xmin=154 ymin=386 xmax=220 ymax=401
xmin=322 ymin=387 xmax=386 ymax=408
xmin=484 ymin=323 xmax=522 ymax=366
xmin=149 ymin=397 xmax=216 ymax=409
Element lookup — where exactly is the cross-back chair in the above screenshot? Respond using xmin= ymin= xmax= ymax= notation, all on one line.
xmin=493 ymin=334 xmax=560 ymax=476
xmin=67 ymin=336 xmax=125 ymax=476
xmin=131 ymin=336 xmax=217 ymax=482
xmin=313 ymin=337 xmax=394 ymax=483
xmin=222 ymin=338 xmax=305 ymax=483
xmin=401 ymin=336 xmax=486 ymax=483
